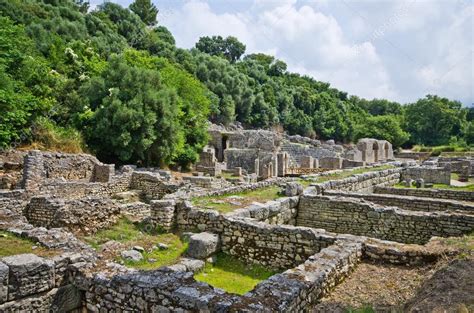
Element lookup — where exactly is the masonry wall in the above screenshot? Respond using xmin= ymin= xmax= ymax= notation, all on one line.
xmin=129 ymin=171 xmax=179 ymax=200
xmin=297 ymin=195 xmax=474 ymax=244
xmin=324 ymin=190 xmax=474 ymax=213
xmin=82 ymin=241 xmax=361 ymax=312
xmin=374 ymin=186 xmax=474 ymax=202
xmin=401 ymin=167 xmax=451 ymax=185
xmin=24 ymin=196 xmax=121 ymax=234
xmin=314 ymin=168 xmax=402 ymax=193
xmin=0 ymin=253 xmax=83 ymax=312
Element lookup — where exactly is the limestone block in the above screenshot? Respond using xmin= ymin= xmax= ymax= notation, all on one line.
xmin=1 ymin=254 xmax=54 ymax=301
xmin=121 ymin=250 xmax=143 ymax=262
xmin=285 ymin=182 xmax=303 ymax=197
xmin=186 ymin=232 xmax=220 ymax=259
xmin=0 ymin=262 xmax=8 ymax=303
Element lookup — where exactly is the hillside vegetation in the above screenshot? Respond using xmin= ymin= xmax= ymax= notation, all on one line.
xmin=1 ymin=0 xmax=472 ymax=167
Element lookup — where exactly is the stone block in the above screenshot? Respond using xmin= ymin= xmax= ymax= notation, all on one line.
xmin=1 ymin=254 xmax=54 ymax=301
xmin=285 ymin=182 xmax=303 ymax=197
xmin=0 ymin=262 xmax=8 ymax=303
xmin=186 ymin=232 xmax=220 ymax=259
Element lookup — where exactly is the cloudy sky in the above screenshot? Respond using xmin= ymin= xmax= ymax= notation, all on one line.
xmin=90 ymin=0 xmax=473 ymax=105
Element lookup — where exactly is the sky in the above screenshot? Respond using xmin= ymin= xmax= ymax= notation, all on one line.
xmin=90 ymin=0 xmax=474 ymax=105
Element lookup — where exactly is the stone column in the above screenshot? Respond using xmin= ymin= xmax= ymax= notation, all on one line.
xmin=150 ymin=200 xmax=176 ymax=231
xmin=22 ymin=150 xmax=44 ymax=191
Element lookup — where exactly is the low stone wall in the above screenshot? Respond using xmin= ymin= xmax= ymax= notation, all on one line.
xmin=401 ymin=166 xmax=451 ymax=185
xmin=130 ymin=171 xmax=180 ymax=200
xmin=324 ymin=190 xmax=474 ymax=213
xmin=229 ymin=196 xmax=299 ymax=225
xmin=24 ymin=196 xmax=121 ymax=234
xmin=82 ymin=240 xmax=361 ymax=312
xmin=0 ymin=253 xmax=85 ymax=312
xmin=297 ymin=195 xmax=474 ymax=244
xmin=374 ymin=186 xmax=474 ymax=202
xmin=196 ymin=177 xmax=294 ymax=198
xmin=313 ymin=168 xmax=402 ymax=193
xmin=222 ymin=218 xmax=337 ymax=270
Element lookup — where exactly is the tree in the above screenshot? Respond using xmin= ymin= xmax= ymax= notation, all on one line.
xmin=354 ymin=115 xmax=409 ymax=147
xmin=81 ymin=55 xmax=183 ymax=165
xmin=129 ymin=0 xmax=158 ymax=26
xmin=405 ymin=95 xmax=466 ymax=146
xmin=195 ymin=35 xmax=246 ymax=63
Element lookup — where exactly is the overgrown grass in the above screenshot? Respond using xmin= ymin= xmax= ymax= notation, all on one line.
xmin=300 ymin=165 xmax=395 ymax=185
xmin=441 ymin=232 xmax=474 ymax=253
xmin=346 ymin=306 xmax=376 ymax=313
xmin=20 ymin=117 xmax=84 ymax=153
xmin=394 ymin=182 xmax=474 ymax=191
xmin=194 ymin=253 xmax=276 ymax=295
xmin=192 ymin=186 xmax=282 ymax=213
xmin=0 ymin=231 xmax=57 ymax=257
xmin=83 ymin=217 xmax=187 ymax=269
xmin=412 ymin=144 xmax=473 ymax=156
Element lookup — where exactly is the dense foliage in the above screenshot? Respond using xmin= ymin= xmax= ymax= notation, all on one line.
xmin=0 ymin=0 xmax=472 ymax=166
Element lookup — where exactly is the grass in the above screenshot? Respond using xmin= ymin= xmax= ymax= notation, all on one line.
xmin=0 ymin=231 xmax=57 ymax=258
xmin=412 ymin=144 xmax=473 ymax=157
xmin=439 ymin=232 xmax=474 ymax=253
xmin=300 ymin=165 xmax=395 ymax=185
xmin=346 ymin=306 xmax=376 ymax=313
xmin=82 ymin=217 xmax=187 ymax=270
xmin=194 ymin=253 xmax=276 ymax=295
xmin=192 ymin=186 xmax=282 ymax=213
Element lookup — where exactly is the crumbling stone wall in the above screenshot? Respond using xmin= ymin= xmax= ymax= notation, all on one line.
xmin=0 ymin=253 xmax=84 ymax=312
xmin=313 ymin=168 xmax=402 ymax=193
xmin=401 ymin=166 xmax=451 ymax=185
xmin=129 ymin=171 xmax=180 ymax=200
xmin=324 ymin=190 xmax=474 ymax=213
xmin=374 ymin=186 xmax=474 ymax=202
xmin=24 ymin=196 xmax=121 ymax=234
xmin=297 ymin=195 xmax=474 ymax=244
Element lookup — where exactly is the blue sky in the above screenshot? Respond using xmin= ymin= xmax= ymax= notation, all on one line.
xmin=90 ymin=0 xmax=473 ymax=105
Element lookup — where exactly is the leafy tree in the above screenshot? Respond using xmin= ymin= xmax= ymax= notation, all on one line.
xmin=354 ymin=115 xmax=409 ymax=147
xmin=195 ymin=35 xmax=246 ymax=63
xmin=405 ymin=95 xmax=466 ymax=146
xmin=81 ymin=55 xmax=183 ymax=165
xmin=129 ymin=0 xmax=158 ymax=26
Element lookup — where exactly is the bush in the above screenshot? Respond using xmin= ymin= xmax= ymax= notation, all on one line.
xmin=29 ymin=117 xmax=84 ymax=153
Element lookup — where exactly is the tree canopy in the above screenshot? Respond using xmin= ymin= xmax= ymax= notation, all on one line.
xmin=0 ymin=0 xmax=471 ymax=166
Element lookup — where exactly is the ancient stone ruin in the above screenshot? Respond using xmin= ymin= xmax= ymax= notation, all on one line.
xmin=0 ymin=129 xmax=472 ymax=312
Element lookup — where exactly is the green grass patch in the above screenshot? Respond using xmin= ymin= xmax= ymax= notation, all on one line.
xmin=301 ymin=165 xmax=395 ymax=185
xmin=192 ymin=186 xmax=282 ymax=213
xmin=0 ymin=231 xmax=57 ymax=257
xmin=82 ymin=217 xmax=187 ymax=269
xmin=194 ymin=253 xmax=276 ymax=295
xmin=412 ymin=144 xmax=473 ymax=156
xmin=122 ymin=233 xmax=188 ymax=270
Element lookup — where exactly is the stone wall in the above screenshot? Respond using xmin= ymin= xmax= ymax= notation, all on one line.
xmin=324 ymin=190 xmax=474 ymax=213
xmin=401 ymin=166 xmax=451 ymax=185
xmin=297 ymin=195 xmax=474 ymax=244
xmin=24 ymin=196 xmax=121 ymax=234
xmin=221 ymin=218 xmax=336 ymax=269
xmin=129 ymin=171 xmax=180 ymax=200
xmin=374 ymin=186 xmax=474 ymax=202
xmin=313 ymin=168 xmax=402 ymax=193
xmin=0 ymin=253 xmax=84 ymax=312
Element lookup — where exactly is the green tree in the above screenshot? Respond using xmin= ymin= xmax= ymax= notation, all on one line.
xmin=405 ymin=95 xmax=466 ymax=146
xmin=129 ymin=0 xmax=158 ymax=26
xmin=195 ymin=35 xmax=246 ymax=63
xmin=81 ymin=55 xmax=183 ymax=165
xmin=354 ymin=115 xmax=409 ymax=147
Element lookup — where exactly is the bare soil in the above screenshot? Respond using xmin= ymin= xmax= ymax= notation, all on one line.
xmin=313 ymin=260 xmax=437 ymax=312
